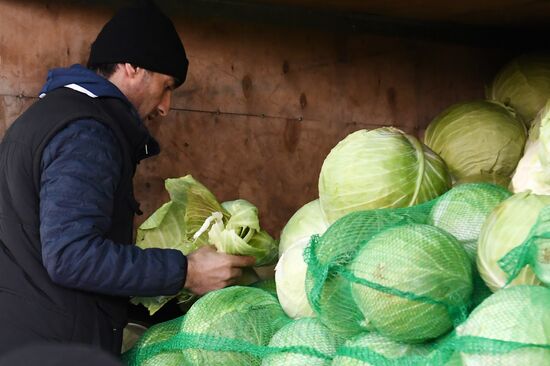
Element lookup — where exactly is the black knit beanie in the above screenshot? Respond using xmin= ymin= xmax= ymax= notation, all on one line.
xmin=88 ymin=0 xmax=188 ymax=87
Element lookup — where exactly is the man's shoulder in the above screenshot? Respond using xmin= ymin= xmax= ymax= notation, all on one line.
xmin=56 ymin=118 xmax=118 ymax=143
xmin=43 ymin=118 xmax=121 ymax=164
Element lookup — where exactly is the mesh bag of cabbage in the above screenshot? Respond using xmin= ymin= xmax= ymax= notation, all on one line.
xmin=331 ymin=286 xmax=550 ymax=366
xmin=304 ymin=182 xmax=511 ymax=341
xmin=123 ymin=286 xmax=296 ymax=366
xmin=124 ymin=183 xmax=550 ymax=366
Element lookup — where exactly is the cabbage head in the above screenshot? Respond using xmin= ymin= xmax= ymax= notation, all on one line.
xmin=331 ymin=332 xmax=431 ymax=366
xmin=487 ymin=54 xmax=550 ymax=125
xmin=123 ymin=318 xmax=184 ymax=366
xmin=319 ymin=127 xmax=451 ymax=223
xmin=456 ymin=285 xmax=550 ymax=366
xmin=132 ymin=175 xmax=277 ymax=314
xmin=424 ymin=100 xmax=526 ymax=182
xmin=208 ymin=200 xmax=278 ymax=266
xmin=350 ymin=224 xmax=472 ymax=343
xmin=477 ymin=191 xmax=550 ymax=291
xmin=511 ymin=100 xmax=550 ymax=194
xmin=262 ymin=317 xmax=339 ymax=366
xmin=181 ymin=286 xmax=290 ymax=365
xmin=428 ymin=183 xmax=512 ymax=307
xmin=304 ymin=207 xmax=433 ymax=339
xmin=276 ymin=199 xmax=330 ymax=319
xmin=275 ymin=241 xmax=314 ymax=319
xmin=428 ymin=183 xmax=512 ymax=260
xmin=278 ymin=199 xmax=330 ymax=256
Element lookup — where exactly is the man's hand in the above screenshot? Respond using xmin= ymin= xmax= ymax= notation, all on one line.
xmin=183 ymin=245 xmax=256 ymax=295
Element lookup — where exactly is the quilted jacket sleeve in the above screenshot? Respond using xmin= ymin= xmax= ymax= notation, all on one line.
xmin=39 ymin=119 xmax=187 ymax=297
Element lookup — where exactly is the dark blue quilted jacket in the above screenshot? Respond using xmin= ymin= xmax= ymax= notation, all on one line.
xmin=38 ymin=65 xmax=186 ymax=296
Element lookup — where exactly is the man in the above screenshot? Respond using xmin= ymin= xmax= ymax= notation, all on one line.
xmin=0 ymin=0 xmax=255 ymax=356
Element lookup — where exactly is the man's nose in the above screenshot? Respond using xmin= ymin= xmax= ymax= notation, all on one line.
xmin=157 ymin=91 xmax=172 ymax=117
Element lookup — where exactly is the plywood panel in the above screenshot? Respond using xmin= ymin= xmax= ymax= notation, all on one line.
xmin=0 ymin=0 xmax=513 ymax=237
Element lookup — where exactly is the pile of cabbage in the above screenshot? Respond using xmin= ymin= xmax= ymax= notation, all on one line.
xmin=273 ymin=57 xmax=550 ymax=364
xmin=124 ymin=54 xmax=550 ymax=365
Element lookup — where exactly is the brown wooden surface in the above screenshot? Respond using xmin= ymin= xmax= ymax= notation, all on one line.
xmin=0 ymin=0 xmax=515 ymax=237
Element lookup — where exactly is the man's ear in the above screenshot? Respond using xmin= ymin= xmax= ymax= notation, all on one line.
xmin=122 ymin=63 xmax=141 ymax=79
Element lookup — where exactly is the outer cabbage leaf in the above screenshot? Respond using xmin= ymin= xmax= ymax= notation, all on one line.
xmin=279 ymin=199 xmax=330 ymax=257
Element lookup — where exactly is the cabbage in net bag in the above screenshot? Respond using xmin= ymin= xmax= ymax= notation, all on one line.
xmin=124 ymin=286 xmax=290 ymax=366
xmin=125 ymin=183 xmax=549 ymax=365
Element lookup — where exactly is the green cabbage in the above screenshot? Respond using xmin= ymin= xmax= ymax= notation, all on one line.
xmin=304 ymin=208 xmax=433 ymax=339
xmin=136 ymin=175 xmax=229 ymax=254
xmin=487 ymin=54 xmax=550 ymax=125
xmin=122 ymin=318 xmax=184 ymax=366
xmin=278 ymin=199 xmax=330 ymax=256
xmin=350 ymin=224 xmax=472 ymax=343
xmin=428 ymin=183 xmax=512 ymax=307
xmin=262 ymin=317 xmax=339 ymax=366
xmin=276 ymin=199 xmax=330 ymax=319
xmin=477 ymin=191 xmax=550 ymax=291
xmin=319 ymin=127 xmax=451 ymax=224
xmin=209 ymin=199 xmax=278 ymax=266
xmin=424 ymin=100 xmax=526 ymax=182
xmin=181 ymin=286 xmax=290 ymax=365
xmin=456 ymin=285 xmax=550 ymax=366
xmin=428 ymin=183 xmax=512 ymax=260
xmin=132 ymin=175 xmax=277 ymax=314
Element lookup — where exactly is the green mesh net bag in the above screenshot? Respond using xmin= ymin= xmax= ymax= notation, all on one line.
xmin=262 ymin=317 xmax=342 ymax=365
xmin=303 ymin=205 xmax=435 ymax=339
xmin=348 ymin=223 xmax=473 ymax=343
xmin=427 ymin=183 xmax=512 ymax=306
xmin=492 ymin=199 xmax=550 ymax=288
xmin=124 ymin=183 xmax=550 ymax=366
xmin=331 ymin=332 xmax=433 ymax=366
xmin=304 ymin=183 xmax=511 ymax=340
xmin=327 ymin=286 xmax=550 ymax=366
xmin=122 ymin=317 xmax=185 ymax=366
xmin=427 ymin=183 xmax=512 ymax=261
xmin=124 ymin=286 xmax=290 ymax=366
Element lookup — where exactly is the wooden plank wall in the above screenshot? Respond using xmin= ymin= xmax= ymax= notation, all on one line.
xmin=0 ymin=0 xmax=514 ymax=238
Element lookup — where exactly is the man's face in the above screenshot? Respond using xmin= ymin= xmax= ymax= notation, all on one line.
xmin=129 ymin=69 xmax=176 ymax=120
